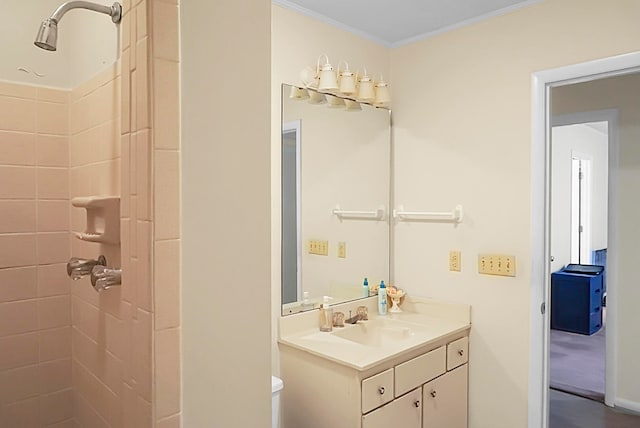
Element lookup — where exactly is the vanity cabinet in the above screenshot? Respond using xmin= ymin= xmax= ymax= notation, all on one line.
xmin=280 ymin=332 xmax=469 ymax=428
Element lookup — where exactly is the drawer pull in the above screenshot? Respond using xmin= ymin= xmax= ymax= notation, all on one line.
xmin=414 ymin=400 xmax=420 ymax=408
xmin=378 ymin=387 xmax=385 ymax=395
xmin=430 ymin=390 xmax=437 ymax=398
xmin=458 ymin=349 xmax=464 ymax=356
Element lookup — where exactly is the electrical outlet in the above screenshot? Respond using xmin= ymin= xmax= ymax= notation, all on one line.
xmin=338 ymin=242 xmax=346 ymax=258
xmin=449 ymin=250 xmax=461 ymax=272
xmin=478 ymin=254 xmax=516 ymax=277
xmin=308 ymin=239 xmax=329 ymax=256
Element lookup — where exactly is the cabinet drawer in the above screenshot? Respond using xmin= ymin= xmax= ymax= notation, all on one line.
xmin=447 ymin=337 xmax=469 ymax=370
xmin=395 ymin=347 xmax=446 ymax=397
xmin=362 ymin=387 xmax=422 ymax=428
xmin=362 ymin=368 xmax=394 ymax=414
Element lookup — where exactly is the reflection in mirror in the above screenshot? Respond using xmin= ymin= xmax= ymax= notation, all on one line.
xmin=281 ymin=84 xmax=391 ymax=315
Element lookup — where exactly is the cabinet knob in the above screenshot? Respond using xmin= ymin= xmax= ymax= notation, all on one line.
xmin=458 ymin=349 xmax=464 ymax=356
xmin=378 ymin=387 xmax=385 ymax=395
xmin=414 ymin=400 xmax=420 ymax=408
xmin=430 ymin=390 xmax=437 ymax=398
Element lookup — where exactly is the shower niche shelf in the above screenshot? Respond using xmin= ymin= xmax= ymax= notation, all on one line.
xmin=71 ymin=196 xmax=120 ymax=245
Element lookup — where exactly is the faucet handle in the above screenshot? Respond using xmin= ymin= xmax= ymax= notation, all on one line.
xmin=332 ymin=312 xmax=345 ymax=328
xmin=90 ymin=265 xmax=122 ymax=292
xmin=356 ymin=306 xmax=368 ymax=320
xmin=66 ymin=255 xmax=107 ymax=280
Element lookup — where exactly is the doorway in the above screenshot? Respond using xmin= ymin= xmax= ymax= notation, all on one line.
xmin=530 ymin=52 xmax=640 ymax=428
xmin=549 ymin=116 xmax=610 ymax=403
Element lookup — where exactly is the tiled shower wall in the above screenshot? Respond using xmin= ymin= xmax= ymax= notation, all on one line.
xmin=0 ymin=83 xmax=73 ymax=427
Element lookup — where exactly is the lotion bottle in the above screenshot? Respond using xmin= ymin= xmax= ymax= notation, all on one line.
xmin=319 ymin=296 xmax=333 ymax=332
xmin=362 ymin=277 xmax=369 ymax=297
xmin=378 ymin=280 xmax=387 ymax=315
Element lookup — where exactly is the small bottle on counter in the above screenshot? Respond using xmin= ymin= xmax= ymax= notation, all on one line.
xmin=319 ymin=296 xmax=333 ymax=332
xmin=378 ymin=280 xmax=387 ymax=315
xmin=362 ymin=277 xmax=369 ymax=297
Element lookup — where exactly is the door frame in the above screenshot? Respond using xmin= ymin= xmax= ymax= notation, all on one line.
xmin=551 ymin=109 xmax=619 ymax=406
xmin=529 ymin=51 xmax=640 ymax=428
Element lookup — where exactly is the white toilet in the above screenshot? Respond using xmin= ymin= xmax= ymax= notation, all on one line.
xmin=271 ymin=376 xmax=284 ymax=428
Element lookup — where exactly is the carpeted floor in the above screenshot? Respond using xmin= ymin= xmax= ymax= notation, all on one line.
xmin=550 ymin=318 xmax=606 ymax=401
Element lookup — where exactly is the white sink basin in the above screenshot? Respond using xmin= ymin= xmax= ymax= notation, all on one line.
xmin=331 ymin=318 xmax=425 ymax=347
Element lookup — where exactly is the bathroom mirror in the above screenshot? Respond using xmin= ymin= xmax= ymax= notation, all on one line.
xmin=281 ymin=84 xmax=391 ymax=315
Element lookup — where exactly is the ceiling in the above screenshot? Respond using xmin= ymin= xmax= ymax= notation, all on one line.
xmin=273 ymin=0 xmax=542 ymax=47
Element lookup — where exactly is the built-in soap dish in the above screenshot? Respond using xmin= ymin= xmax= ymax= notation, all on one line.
xmin=71 ymin=196 xmax=120 ymax=245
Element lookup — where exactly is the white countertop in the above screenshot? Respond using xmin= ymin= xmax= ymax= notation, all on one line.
xmin=278 ymin=296 xmax=471 ymax=371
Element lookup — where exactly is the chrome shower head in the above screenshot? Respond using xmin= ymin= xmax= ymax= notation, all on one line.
xmin=35 ymin=18 xmax=58 ymax=51
xmin=34 ymin=1 xmax=122 ymax=51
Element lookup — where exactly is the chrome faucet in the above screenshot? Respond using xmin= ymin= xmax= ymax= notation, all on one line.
xmin=66 ymin=255 xmax=107 ymax=280
xmin=90 ymin=265 xmax=121 ymax=292
xmin=345 ymin=306 xmax=369 ymax=324
xmin=345 ymin=312 xmax=364 ymax=324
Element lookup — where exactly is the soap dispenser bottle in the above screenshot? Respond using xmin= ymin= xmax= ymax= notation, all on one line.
xmin=363 ymin=277 xmax=369 ymax=297
xmin=378 ymin=280 xmax=387 ymax=315
xmin=319 ymin=296 xmax=333 ymax=332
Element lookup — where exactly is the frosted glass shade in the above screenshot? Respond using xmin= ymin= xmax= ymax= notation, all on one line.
xmin=318 ymin=64 xmax=338 ymax=92
xmin=345 ymin=99 xmax=362 ymax=111
xmin=374 ymin=82 xmax=391 ymax=106
xmin=338 ymin=71 xmax=356 ymax=95
xmin=356 ymin=76 xmax=375 ymax=102
xmin=308 ymin=90 xmax=327 ymax=104
xmin=289 ymin=86 xmax=309 ymax=100
xmin=327 ymin=95 xmax=345 ymax=108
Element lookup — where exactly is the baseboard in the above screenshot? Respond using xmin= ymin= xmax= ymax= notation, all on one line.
xmin=615 ymin=398 xmax=640 ymax=414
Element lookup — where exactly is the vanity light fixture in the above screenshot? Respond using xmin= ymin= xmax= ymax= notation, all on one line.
xmin=327 ymin=95 xmax=346 ymax=108
xmin=344 ymin=99 xmax=362 ymax=111
xmin=356 ymin=69 xmax=375 ymax=103
xmin=308 ymin=90 xmax=327 ymax=104
xmin=317 ymin=54 xmax=338 ymax=93
xmin=374 ymin=74 xmax=391 ymax=106
xmin=289 ymin=85 xmax=309 ymax=100
xmin=337 ymin=61 xmax=356 ymax=96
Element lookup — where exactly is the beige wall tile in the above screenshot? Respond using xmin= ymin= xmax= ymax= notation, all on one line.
xmin=133 ymin=309 xmax=152 ymax=401
xmin=136 ymin=130 xmax=151 ymax=220
xmin=121 ymin=134 xmax=131 ymax=216
xmin=0 ymin=332 xmax=38 ymax=370
xmin=0 ymin=131 xmax=36 ymax=166
xmin=129 ymin=131 xmax=137 ymax=196
xmin=153 ymin=59 xmax=179 ymax=150
xmin=121 ymin=13 xmax=131 ymax=53
xmin=0 ymin=200 xmax=36 ymax=234
xmin=37 ymin=167 xmax=68 ymax=199
xmin=71 ymin=297 xmax=99 ymax=342
xmin=37 ymin=264 xmax=70 ymax=297
xmin=0 ymin=266 xmax=37 ymax=303
xmin=37 ymin=200 xmax=70 ymax=233
xmin=0 ymin=233 xmax=37 ymax=269
xmin=37 ymin=232 xmax=70 ymax=265
xmin=0 ymin=166 xmax=36 ymax=199
xmin=155 ymin=328 xmax=180 ymax=419
xmin=130 ymin=8 xmax=138 ymax=70
xmin=136 ymin=396 xmax=152 ymax=428
xmin=154 ymin=150 xmax=179 ymax=239
xmin=0 ymin=96 xmax=36 ymax=132
xmin=36 ymin=87 xmax=69 ymax=104
xmin=130 ymin=70 xmax=138 ymax=135
xmin=152 ymin=1 xmax=179 ymax=61
xmin=38 ymin=295 xmax=71 ymax=329
xmin=73 ymin=391 xmax=110 ymax=428
xmin=130 ymin=196 xmax=138 ymax=257
xmin=38 ymin=327 xmax=71 ymax=362
xmin=46 ymin=419 xmax=76 ymax=428
xmin=0 ymin=82 xmax=37 ymax=99
xmin=105 ymin=312 xmax=125 ymax=360
xmin=39 ymin=388 xmax=73 ymax=426
xmin=120 ymin=219 xmax=133 ymax=303
xmin=122 ymin=381 xmax=136 ymax=428
xmin=121 ymin=59 xmax=132 ymax=136
xmin=1 ymin=396 xmax=40 ymax=428
xmin=38 ymin=359 xmax=72 ymax=394
xmin=0 ymin=300 xmax=37 ymax=337
xmin=137 ymin=0 xmax=148 ymax=40
xmin=154 ymin=240 xmax=179 ymax=330
xmin=70 ymin=270 xmax=99 ymax=307
xmin=135 ymin=39 xmax=150 ymax=130
xmin=90 ymin=159 xmax=120 ymax=196
xmin=69 ymin=166 xmax=92 ymax=198
xmin=37 ymin=102 xmax=69 ymax=135
xmin=37 ymin=134 xmax=69 ymax=167
xmin=157 ymin=414 xmax=181 ymax=428
xmin=0 ymin=365 xmax=39 ymax=403
xmin=136 ymin=221 xmax=152 ymax=311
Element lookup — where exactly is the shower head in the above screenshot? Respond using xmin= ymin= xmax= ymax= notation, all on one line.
xmin=35 ymin=19 xmax=58 ymax=51
xmin=34 ymin=1 xmax=122 ymax=51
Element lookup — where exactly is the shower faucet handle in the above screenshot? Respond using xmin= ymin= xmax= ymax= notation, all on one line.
xmin=90 ymin=265 xmax=122 ymax=292
xmin=66 ymin=255 xmax=107 ymax=280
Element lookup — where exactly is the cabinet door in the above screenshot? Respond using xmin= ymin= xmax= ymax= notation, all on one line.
xmin=362 ymin=388 xmax=422 ymax=428
xmin=423 ymin=364 xmax=468 ymax=428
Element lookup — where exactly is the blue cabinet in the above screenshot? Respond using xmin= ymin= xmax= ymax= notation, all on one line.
xmin=551 ymin=264 xmax=604 ymax=335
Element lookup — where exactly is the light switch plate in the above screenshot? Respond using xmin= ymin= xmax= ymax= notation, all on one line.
xmin=308 ymin=239 xmax=329 ymax=256
xmin=449 ymin=251 xmax=461 ymax=272
xmin=478 ymin=254 xmax=516 ymax=277
xmin=338 ymin=242 xmax=346 ymax=258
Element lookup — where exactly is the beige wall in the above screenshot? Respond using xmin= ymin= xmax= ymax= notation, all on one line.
xmin=390 ymin=0 xmax=640 ymax=426
xmin=552 ymin=73 xmax=640 ymax=408
xmin=0 ymin=81 xmax=73 ymax=427
xmin=181 ymin=0 xmax=271 ymax=426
